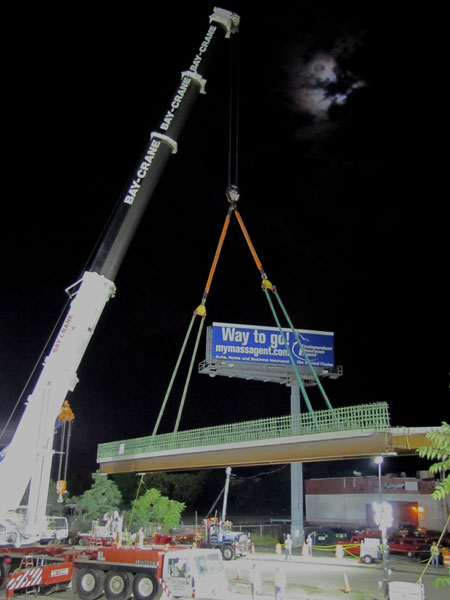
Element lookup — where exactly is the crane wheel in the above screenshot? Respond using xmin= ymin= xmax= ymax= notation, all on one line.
xmin=222 ymin=545 xmax=235 ymax=561
xmin=75 ymin=567 xmax=105 ymax=600
xmin=132 ymin=573 xmax=163 ymax=600
xmin=104 ymin=571 xmax=133 ymax=600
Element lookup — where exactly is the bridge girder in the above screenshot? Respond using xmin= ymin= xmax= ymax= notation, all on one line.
xmin=98 ymin=427 xmax=432 ymax=475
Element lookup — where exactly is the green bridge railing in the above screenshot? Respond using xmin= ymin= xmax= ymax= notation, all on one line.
xmin=97 ymin=402 xmax=390 ymax=462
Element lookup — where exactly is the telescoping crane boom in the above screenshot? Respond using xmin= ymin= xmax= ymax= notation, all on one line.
xmin=0 ymin=7 xmax=240 ymax=547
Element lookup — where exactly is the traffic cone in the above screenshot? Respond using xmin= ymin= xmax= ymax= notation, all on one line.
xmin=236 ymin=570 xmax=241 ymax=580
xmin=344 ymin=572 xmax=351 ymax=593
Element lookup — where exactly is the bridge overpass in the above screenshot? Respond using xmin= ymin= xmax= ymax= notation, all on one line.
xmin=97 ymin=402 xmax=435 ymax=474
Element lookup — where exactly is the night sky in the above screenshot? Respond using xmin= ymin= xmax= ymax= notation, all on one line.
xmin=0 ymin=3 xmax=441 ymax=483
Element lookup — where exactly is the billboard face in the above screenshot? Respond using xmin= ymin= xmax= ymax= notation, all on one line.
xmin=209 ymin=322 xmax=334 ymax=368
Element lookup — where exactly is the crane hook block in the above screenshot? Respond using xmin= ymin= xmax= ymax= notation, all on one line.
xmin=58 ymin=400 xmax=75 ymax=422
xmin=226 ymin=185 xmax=240 ymax=205
xmin=56 ymin=480 xmax=67 ymax=502
xmin=195 ymin=304 xmax=207 ymax=317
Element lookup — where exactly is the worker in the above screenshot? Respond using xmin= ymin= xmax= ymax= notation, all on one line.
xmin=122 ymin=528 xmax=131 ymax=546
xmin=284 ymin=533 xmax=292 ymax=560
xmin=274 ymin=567 xmax=286 ymax=600
xmin=137 ymin=527 xmax=144 ymax=548
xmin=306 ymin=534 xmax=313 ymax=556
xmin=249 ymin=563 xmax=262 ymax=599
xmin=430 ymin=541 xmax=440 ymax=567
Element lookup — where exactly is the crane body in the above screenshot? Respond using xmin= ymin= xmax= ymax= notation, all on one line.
xmin=0 ymin=6 xmax=240 ymax=548
xmin=0 ymin=273 xmax=116 ymax=545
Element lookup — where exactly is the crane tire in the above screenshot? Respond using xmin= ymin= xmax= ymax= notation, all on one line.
xmin=76 ymin=567 xmax=105 ymax=600
xmin=222 ymin=545 xmax=235 ymax=561
xmin=132 ymin=573 xmax=162 ymax=600
xmin=104 ymin=571 xmax=133 ymax=600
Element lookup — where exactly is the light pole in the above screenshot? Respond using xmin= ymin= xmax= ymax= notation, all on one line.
xmin=373 ymin=456 xmax=391 ymax=600
xmin=374 ymin=456 xmax=383 ymax=499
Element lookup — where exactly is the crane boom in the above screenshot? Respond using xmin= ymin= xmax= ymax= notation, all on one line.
xmin=90 ymin=7 xmax=239 ymax=282
xmin=0 ymin=7 xmax=239 ymax=547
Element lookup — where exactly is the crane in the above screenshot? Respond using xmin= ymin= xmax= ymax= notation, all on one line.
xmin=0 ymin=6 xmax=240 ymax=547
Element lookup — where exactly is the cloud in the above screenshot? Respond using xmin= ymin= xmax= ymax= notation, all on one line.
xmin=283 ymin=20 xmax=367 ymax=126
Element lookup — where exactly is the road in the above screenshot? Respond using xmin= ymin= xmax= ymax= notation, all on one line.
xmin=227 ymin=552 xmax=447 ymax=598
xmin=1 ymin=551 xmax=447 ymax=600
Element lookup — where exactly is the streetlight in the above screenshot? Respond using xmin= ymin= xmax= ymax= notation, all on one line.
xmin=374 ymin=455 xmax=383 ymax=498
xmin=373 ymin=456 xmax=392 ymax=600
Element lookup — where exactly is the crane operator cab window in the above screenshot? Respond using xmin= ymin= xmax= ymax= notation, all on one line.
xmin=195 ymin=555 xmax=208 ymax=574
xmin=168 ymin=558 xmax=188 ymax=578
xmin=206 ymin=552 xmax=222 ymax=573
xmin=165 ymin=557 xmax=192 ymax=598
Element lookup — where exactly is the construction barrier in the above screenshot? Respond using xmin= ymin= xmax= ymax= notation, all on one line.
xmin=343 ymin=572 xmax=351 ymax=593
xmin=389 ymin=581 xmax=425 ymax=600
xmin=335 ymin=543 xmax=361 ymax=558
xmin=443 ymin=548 xmax=450 ymax=566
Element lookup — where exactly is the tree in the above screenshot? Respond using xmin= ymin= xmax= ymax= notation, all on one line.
xmin=417 ymin=422 xmax=450 ymax=500
xmin=129 ymin=488 xmax=184 ymax=531
xmin=110 ymin=473 xmax=141 ymax=507
xmin=139 ymin=472 xmax=206 ymax=510
xmin=74 ymin=472 xmax=122 ymax=527
xmin=417 ymin=421 xmax=450 ymax=589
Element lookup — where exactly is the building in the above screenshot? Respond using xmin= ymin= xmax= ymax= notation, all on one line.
xmin=305 ymin=472 xmax=449 ymax=531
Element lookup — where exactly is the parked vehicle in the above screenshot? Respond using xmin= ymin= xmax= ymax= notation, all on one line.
xmin=337 ymin=536 xmax=380 ymax=563
xmin=388 ymin=536 xmax=430 ymax=559
xmin=200 ymin=518 xmax=249 ymax=560
xmin=41 ymin=516 xmax=69 ymax=544
xmin=308 ymin=526 xmax=349 ymax=546
xmin=338 ymin=532 xmax=431 ymax=561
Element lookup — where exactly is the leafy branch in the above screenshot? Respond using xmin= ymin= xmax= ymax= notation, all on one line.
xmin=417 ymin=422 xmax=450 ymax=500
xmin=417 ymin=422 xmax=450 ymax=588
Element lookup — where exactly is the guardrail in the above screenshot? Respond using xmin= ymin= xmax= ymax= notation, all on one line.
xmin=97 ymin=402 xmax=390 ymax=461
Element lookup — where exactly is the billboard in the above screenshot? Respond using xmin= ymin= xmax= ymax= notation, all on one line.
xmin=209 ymin=322 xmax=334 ymax=368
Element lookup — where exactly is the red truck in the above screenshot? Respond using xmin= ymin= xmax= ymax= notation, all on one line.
xmin=338 ymin=533 xmax=430 ymax=562
xmin=387 ymin=536 xmax=430 ymax=559
xmin=1 ymin=543 xmax=229 ymax=600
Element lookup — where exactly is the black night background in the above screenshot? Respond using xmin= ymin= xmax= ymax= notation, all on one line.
xmin=0 ymin=3 xmax=443 ymax=511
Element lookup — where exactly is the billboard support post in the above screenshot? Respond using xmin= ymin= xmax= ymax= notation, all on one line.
xmin=290 ymin=383 xmax=304 ymax=547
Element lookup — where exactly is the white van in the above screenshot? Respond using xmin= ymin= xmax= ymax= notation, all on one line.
xmin=41 ymin=516 xmax=69 ymax=543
